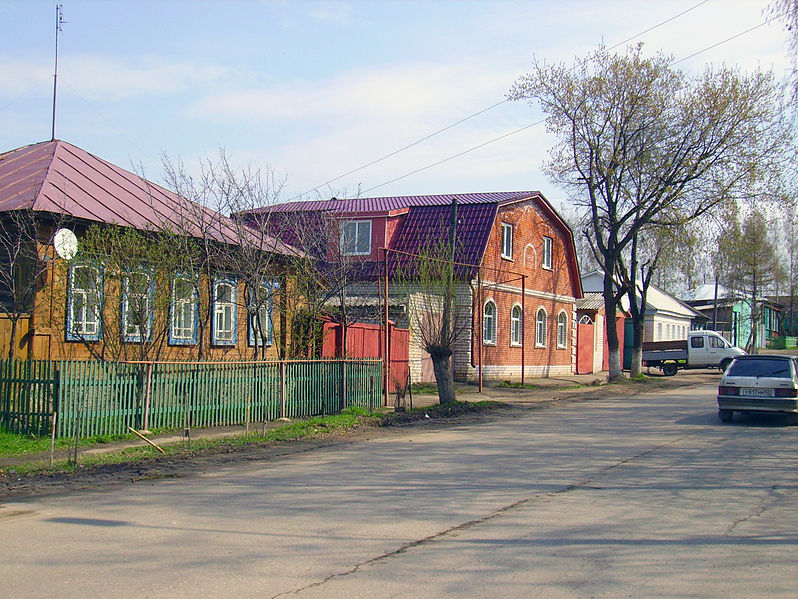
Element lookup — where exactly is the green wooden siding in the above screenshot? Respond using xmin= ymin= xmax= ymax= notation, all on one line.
xmin=0 ymin=359 xmax=383 ymax=438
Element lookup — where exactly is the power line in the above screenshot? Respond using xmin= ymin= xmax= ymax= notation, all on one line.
xmin=359 ymin=12 xmax=783 ymax=196
xmin=674 ymin=11 xmax=785 ymax=64
xmin=292 ymin=0 xmax=714 ymax=200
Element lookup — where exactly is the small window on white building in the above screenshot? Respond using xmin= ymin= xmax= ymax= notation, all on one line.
xmin=341 ymin=220 xmax=371 ymax=255
xmin=501 ymin=223 xmax=513 ymax=260
xmin=510 ymin=304 xmax=522 ymax=346
xmin=483 ymin=300 xmax=497 ymax=345
xmin=536 ymin=308 xmax=547 ymax=347
xmin=542 ymin=236 xmax=553 ymax=269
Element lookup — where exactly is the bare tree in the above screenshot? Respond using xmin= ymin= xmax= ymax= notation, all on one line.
xmin=388 ymin=206 xmax=469 ymax=405
xmin=511 ymin=43 xmax=794 ymax=379
xmin=0 ymin=210 xmax=61 ymax=359
xmin=70 ymin=224 xmax=191 ymax=361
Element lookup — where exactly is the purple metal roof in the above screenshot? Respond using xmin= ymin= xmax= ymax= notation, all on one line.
xmin=392 ymin=203 xmax=497 ymax=269
xmin=254 ymin=191 xmax=541 ymax=215
xmin=0 ymin=140 xmax=297 ymax=256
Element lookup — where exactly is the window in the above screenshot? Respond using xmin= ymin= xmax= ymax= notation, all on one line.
xmin=557 ymin=311 xmax=568 ymax=348
xmin=170 ymin=275 xmax=198 ymax=345
xmin=657 ymin=322 xmax=662 ymax=340
xmin=510 ymin=304 xmax=522 ymax=346
xmin=542 ymin=236 xmax=552 ymax=269
xmin=710 ymin=336 xmax=727 ymax=349
xmin=213 ymin=277 xmax=238 ymax=345
xmin=483 ymin=300 xmax=496 ymax=344
xmin=248 ymin=280 xmax=278 ymax=347
xmin=501 ymin=223 xmax=513 ymax=260
xmin=66 ymin=264 xmax=101 ymax=341
xmin=536 ymin=308 xmax=547 ymax=347
xmin=122 ymin=270 xmax=153 ymax=343
xmin=691 ymin=335 xmax=705 ymax=349
xmin=341 ymin=220 xmax=371 ymax=255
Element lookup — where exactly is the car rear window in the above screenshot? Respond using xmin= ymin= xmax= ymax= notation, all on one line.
xmin=726 ymin=358 xmax=793 ymax=378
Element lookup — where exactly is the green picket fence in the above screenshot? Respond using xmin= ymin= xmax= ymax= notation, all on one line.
xmin=0 ymin=359 xmax=57 ymax=436
xmin=0 ymin=359 xmax=383 ymax=439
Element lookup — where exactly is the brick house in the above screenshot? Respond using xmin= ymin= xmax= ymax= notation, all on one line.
xmin=244 ymin=192 xmax=582 ymax=382
xmin=0 ymin=140 xmax=296 ymax=361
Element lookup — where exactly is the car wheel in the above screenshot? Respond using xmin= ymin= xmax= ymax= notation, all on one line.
xmin=718 ymin=409 xmax=733 ymax=422
xmin=720 ymin=358 xmax=732 ymax=372
xmin=662 ymin=362 xmax=678 ymax=376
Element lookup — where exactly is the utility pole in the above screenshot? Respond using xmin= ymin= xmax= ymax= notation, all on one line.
xmin=51 ymin=4 xmax=64 ymax=141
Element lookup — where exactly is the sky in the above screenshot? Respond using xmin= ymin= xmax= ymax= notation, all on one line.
xmin=0 ymin=0 xmax=792 ymax=209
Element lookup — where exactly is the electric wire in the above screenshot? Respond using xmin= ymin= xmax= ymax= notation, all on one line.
xmin=356 ymin=11 xmax=787 ymax=196
xmin=292 ymin=0 xmax=715 ymax=199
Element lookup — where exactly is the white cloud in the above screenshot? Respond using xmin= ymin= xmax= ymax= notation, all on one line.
xmin=0 ymin=54 xmax=230 ymax=102
xmin=188 ymin=60 xmax=517 ymax=126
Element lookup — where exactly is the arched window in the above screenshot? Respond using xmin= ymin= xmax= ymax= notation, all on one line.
xmin=483 ymin=300 xmax=496 ymax=344
xmin=557 ymin=311 xmax=568 ymax=348
xmin=510 ymin=304 xmax=522 ymax=346
xmin=535 ymin=308 xmax=547 ymax=347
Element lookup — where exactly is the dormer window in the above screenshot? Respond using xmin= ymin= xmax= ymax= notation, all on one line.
xmin=501 ymin=223 xmax=513 ymax=260
xmin=341 ymin=220 xmax=371 ymax=255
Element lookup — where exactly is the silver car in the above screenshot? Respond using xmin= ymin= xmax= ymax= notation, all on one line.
xmin=717 ymin=354 xmax=798 ymax=423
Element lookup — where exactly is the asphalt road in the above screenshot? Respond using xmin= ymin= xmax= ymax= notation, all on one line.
xmin=1 ymin=381 xmax=796 ymax=598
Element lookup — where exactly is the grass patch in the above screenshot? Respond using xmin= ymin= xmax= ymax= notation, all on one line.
xmin=0 ymin=427 xmax=130 ymax=457
xmin=1 ymin=407 xmax=379 ymax=475
xmin=497 ymin=380 xmax=538 ymax=389
xmin=410 ymin=382 xmax=439 ymax=394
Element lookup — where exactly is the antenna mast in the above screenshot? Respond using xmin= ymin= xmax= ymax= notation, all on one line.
xmin=51 ymin=4 xmax=64 ymax=141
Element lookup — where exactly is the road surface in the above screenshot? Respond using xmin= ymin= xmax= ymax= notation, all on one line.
xmin=1 ymin=381 xmax=795 ymax=598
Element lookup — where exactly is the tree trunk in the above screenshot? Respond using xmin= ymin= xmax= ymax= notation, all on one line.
xmin=430 ymin=348 xmax=455 ymax=404
xmin=603 ymin=278 xmax=622 ymax=381
xmin=7 ymin=316 xmax=18 ymax=360
xmin=629 ymin=317 xmax=644 ymax=377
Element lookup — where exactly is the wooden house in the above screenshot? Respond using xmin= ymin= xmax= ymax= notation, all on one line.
xmin=0 ymin=140 xmax=297 ymax=362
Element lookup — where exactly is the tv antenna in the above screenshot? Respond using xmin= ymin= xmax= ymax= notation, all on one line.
xmin=51 ymin=4 xmax=65 ymax=141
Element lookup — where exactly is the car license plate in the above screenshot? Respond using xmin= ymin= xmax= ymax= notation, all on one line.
xmin=740 ymin=388 xmax=775 ymax=398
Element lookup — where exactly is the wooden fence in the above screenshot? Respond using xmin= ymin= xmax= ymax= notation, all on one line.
xmin=0 ymin=359 xmax=383 ymax=439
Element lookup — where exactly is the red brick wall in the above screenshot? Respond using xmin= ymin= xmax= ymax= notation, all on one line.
xmin=471 ymin=200 xmax=579 ymax=377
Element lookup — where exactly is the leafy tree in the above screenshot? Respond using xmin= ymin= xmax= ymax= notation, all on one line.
xmin=511 ymin=44 xmax=793 ymax=379
xmin=717 ymin=209 xmax=784 ymax=351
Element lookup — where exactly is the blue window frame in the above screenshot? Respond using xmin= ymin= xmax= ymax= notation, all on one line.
xmin=121 ymin=269 xmax=154 ymax=343
xmin=169 ymin=274 xmax=199 ymax=345
xmin=213 ymin=276 xmax=238 ymax=346
xmin=248 ymin=279 xmax=278 ymax=347
xmin=66 ymin=263 xmax=102 ymax=341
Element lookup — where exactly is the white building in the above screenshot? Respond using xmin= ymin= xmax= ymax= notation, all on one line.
xmin=581 ymin=270 xmax=704 ymax=342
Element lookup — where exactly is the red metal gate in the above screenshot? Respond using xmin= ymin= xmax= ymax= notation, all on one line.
xmin=576 ymin=322 xmax=594 ymax=374
xmin=321 ymin=321 xmax=409 ymax=392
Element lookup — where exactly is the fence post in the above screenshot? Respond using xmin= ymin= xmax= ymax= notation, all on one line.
xmin=280 ymin=360 xmax=286 ymax=419
xmin=142 ymin=362 xmax=153 ymax=432
xmin=341 ymin=360 xmax=347 ymax=411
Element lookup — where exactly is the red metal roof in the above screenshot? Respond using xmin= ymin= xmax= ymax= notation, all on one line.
xmin=0 ymin=140 xmax=297 ymax=256
xmin=255 ymin=191 xmax=542 ymax=215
